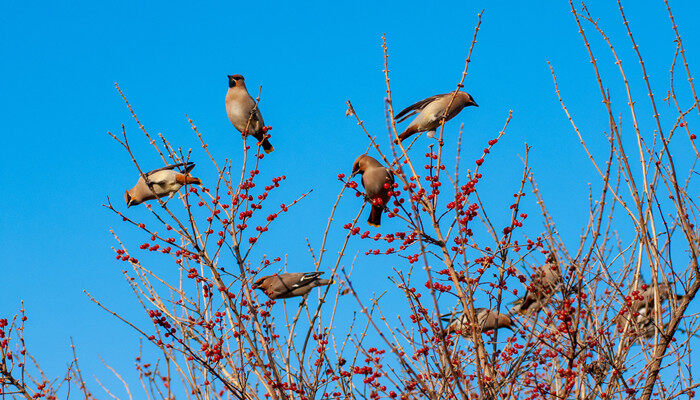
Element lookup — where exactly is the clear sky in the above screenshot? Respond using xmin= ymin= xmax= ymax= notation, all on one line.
xmin=1 ymin=0 xmax=699 ymax=395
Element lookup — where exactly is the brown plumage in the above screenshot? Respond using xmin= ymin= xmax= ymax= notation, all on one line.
xmin=625 ymin=280 xmax=674 ymax=314
xmin=512 ymin=253 xmax=563 ymax=315
xmin=613 ymin=304 xmax=675 ymax=341
xmin=627 ymin=316 xmax=669 ymax=339
xmin=124 ymin=162 xmax=201 ymax=207
xmin=351 ymin=155 xmax=394 ymax=227
xmin=585 ymin=360 xmax=609 ymax=384
xmin=394 ymin=91 xmax=478 ymax=142
xmin=441 ymin=308 xmax=514 ymax=338
xmin=251 ymin=272 xmax=334 ymax=300
xmin=225 ymin=74 xmax=274 ymax=153
xmin=613 ymin=279 xmax=680 ymax=333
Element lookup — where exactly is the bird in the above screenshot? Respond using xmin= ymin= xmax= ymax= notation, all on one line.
xmin=613 ymin=279 xmax=680 ymax=333
xmin=251 ymin=272 xmax=334 ymax=300
xmin=394 ymin=91 xmax=478 ymax=143
xmin=125 ymin=162 xmax=201 ymax=207
xmin=351 ymin=155 xmax=394 ymax=227
xmin=511 ymin=253 xmax=563 ymax=315
xmin=585 ymin=360 xmax=609 ymax=384
xmin=625 ymin=280 xmax=675 ymax=314
xmin=633 ymin=317 xmax=668 ymax=339
xmin=441 ymin=308 xmax=513 ymax=338
xmin=622 ymin=313 xmax=697 ymax=341
xmin=225 ymin=74 xmax=274 ymax=153
xmin=613 ymin=306 xmax=673 ymax=341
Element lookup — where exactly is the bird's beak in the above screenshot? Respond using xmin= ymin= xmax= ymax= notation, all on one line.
xmin=472 ymin=100 xmax=479 ymax=107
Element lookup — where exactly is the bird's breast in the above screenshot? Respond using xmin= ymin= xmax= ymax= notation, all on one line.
xmin=226 ymin=93 xmax=257 ymax=132
xmin=362 ymin=168 xmax=391 ymax=198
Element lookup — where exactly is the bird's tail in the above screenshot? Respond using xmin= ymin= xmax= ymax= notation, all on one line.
xmin=262 ymin=139 xmax=274 ymax=154
xmin=317 ymin=279 xmax=334 ymax=286
xmin=368 ymin=205 xmax=383 ymax=227
xmin=394 ymin=126 xmax=418 ymax=144
xmin=252 ymin=132 xmax=274 ymax=154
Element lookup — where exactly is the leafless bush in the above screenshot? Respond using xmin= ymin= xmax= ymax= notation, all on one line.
xmin=1 ymin=2 xmax=698 ymax=399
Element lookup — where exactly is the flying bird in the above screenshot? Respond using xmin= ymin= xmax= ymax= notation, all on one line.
xmin=351 ymin=155 xmax=394 ymax=227
xmin=125 ymin=162 xmax=201 ymax=207
xmin=394 ymin=91 xmax=478 ymax=143
xmin=251 ymin=272 xmax=334 ymax=299
xmin=512 ymin=253 xmax=563 ymax=315
xmin=441 ymin=308 xmax=513 ymax=338
xmin=225 ymin=74 xmax=274 ymax=153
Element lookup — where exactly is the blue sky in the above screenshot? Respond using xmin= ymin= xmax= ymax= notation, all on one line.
xmin=1 ymin=0 xmax=699 ymax=395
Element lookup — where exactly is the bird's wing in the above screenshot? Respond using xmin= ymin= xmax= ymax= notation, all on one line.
xmin=144 ymin=170 xmax=174 ymax=185
xmin=439 ymin=310 xmax=464 ymax=322
xmin=440 ymin=314 xmax=456 ymax=322
xmin=182 ymin=162 xmax=196 ymax=174
xmin=253 ymin=108 xmax=265 ymax=126
xmin=292 ymin=272 xmax=324 ymax=289
xmin=511 ymin=293 xmax=527 ymax=306
xmin=395 ymin=109 xmax=420 ymax=124
xmin=146 ymin=162 xmax=195 ymax=176
xmin=395 ymin=94 xmax=445 ymax=123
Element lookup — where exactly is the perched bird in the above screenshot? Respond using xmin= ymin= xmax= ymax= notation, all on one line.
xmin=633 ymin=317 xmax=668 ymax=339
xmin=225 ymin=74 xmax=274 ymax=153
xmin=613 ymin=306 xmax=673 ymax=341
xmin=394 ymin=91 xmax=478 ymax=142
xmin=125 ymin=162 xmax=201 ymax=207
xmin=251 ymin=272 xmax=334 ymax=300
xmin=441 ymin=308 xmax=513 ymax=338
xmin=351 ymin=155 xmax=394 ymax=227
xmin=512 ymin=253 xmax=563 ymax=315
xmin=585 ymin=360 xmax=609 ymax=384
xmin=613 ymin=279 xmax=680 ymax=333
xmin=624 ymin=280 xmax=675 ymax=314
